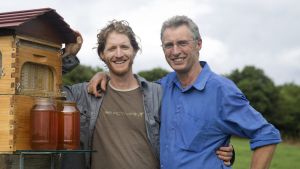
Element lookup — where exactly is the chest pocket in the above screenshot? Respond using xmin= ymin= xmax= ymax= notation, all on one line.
xmin=77 ymin=105 xmax=90 ymax=122
xmin=77 ymin=106 xmax=91 ymax=138
xmin=80 ymin=110 xmax=90 ymax=127
xmin=176 ymin=111 xmax=211 ymax=152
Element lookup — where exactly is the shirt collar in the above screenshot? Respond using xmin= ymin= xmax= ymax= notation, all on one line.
xmin=134 ymin=74 xmax=149 ymax=91
xmin=169 ymin=61 xmax=212 ymax=91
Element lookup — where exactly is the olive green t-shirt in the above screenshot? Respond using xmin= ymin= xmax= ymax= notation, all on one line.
xmin=91 ymin=84 xmax=158 ymax=169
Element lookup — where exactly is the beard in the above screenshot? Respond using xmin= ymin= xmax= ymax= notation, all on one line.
xmin=105 ymin=58 xmax=134 ymax=76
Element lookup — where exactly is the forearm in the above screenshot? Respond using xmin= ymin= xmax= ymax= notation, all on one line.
xmin=250 ymin=144 xmax=277 ymax=169
xmin=61 ymin=31 xmax=82 ymax=74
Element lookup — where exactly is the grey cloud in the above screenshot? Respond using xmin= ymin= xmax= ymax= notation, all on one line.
xmin=193 ymin=0 xmax=300 ymax=84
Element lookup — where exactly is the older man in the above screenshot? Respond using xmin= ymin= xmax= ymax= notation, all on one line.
xmin=158 ymin=16 xmax=281 ymax=169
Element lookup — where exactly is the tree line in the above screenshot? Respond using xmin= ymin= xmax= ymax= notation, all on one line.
xmin=63 ymin=65 xmax=300 ymax=139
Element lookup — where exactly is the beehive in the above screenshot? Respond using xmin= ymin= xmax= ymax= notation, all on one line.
xmin=0 ymin=8 xmax=76 ymax=153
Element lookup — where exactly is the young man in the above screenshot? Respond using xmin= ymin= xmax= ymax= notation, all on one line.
xmin=62 ymin=20 xmax=161 ymax=169
xmin=89 ymin=16 xmax=281 ymax=169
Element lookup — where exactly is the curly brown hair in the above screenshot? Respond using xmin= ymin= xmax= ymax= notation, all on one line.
xmin=97 ymin=20 xmax=140 ymax=57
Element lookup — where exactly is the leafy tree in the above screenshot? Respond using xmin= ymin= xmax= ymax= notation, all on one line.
xmin=226 ymin=66 xmax=279 ymax=121
xmin=138 ymin=67 xmax=169 ymax=81
xmin=274 ymin=83 xmax=300 ymax=138
xmin=63 ymin=65 xmax=103 ymax=85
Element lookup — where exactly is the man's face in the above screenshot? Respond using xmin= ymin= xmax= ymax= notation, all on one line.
xmin=161 ymin=25 xmax=201 ymax=74
xmin=101 ymin=31 xmax=136 ymax=76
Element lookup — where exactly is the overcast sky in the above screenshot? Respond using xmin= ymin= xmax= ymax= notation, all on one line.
xmin=2 ymin=0 xmax=299 ymax=84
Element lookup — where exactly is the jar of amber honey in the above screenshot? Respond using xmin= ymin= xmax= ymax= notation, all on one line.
xmin=57 ymin=101 xmax=80 ymax=150
xmin=31 ymin=97 xmax=58 ymax=150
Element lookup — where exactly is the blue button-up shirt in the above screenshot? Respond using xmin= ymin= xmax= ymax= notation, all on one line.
xmin=159 ymin=61 xmax=281 ymax=169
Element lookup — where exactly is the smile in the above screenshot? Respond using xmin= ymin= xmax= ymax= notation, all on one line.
xmin=173 ymin=58 xmax=184 ymax=61
xmin=171 ymin=57 xmax=185 ymax=63
xmin=112 ymin=60 xmax=127 ymax=64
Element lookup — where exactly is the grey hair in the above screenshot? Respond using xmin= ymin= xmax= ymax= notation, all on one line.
xmin=160 ymin=15 xmax=201 ymax=42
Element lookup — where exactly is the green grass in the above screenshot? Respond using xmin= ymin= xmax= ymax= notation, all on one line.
xmin=231 ymin=137 xmax=300 ymax=169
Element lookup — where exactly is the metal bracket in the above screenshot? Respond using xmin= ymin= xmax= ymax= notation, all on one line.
xmin=16 ymin=82 xmax=22 ymax=93
xmin=19 ymin=152 xmax=55 ymax=169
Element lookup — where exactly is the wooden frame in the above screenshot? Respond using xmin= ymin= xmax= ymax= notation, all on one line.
xmin=0 ymin=35 xmax=62 ymax=153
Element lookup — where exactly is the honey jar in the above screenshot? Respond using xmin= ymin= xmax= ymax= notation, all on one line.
xmin=31 ymin=97 xmax=58 ymax=150
xmin=57 ymin=101 xmax=80 ymax=150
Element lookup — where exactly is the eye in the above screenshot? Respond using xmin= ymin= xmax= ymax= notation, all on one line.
xmin=177 ymin=40 xmax=189 ymax=47
xmin=106 ymin=46 xmax=116 ymax=52
xmin=163 ymin=42 xmax=174 ymax=49
xmin=120 ymin=45 xmax=130 ymax=49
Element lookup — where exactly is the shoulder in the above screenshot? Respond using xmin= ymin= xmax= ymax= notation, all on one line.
xmin=207 ymin=73 xmax=242 ymax=96
xmin=63 ymin=82 xmax=90 ymax=102
xmin=67 ymin=82 xmax=89 ymax=91
xmin=157 ymin=72 xmax=176 ymax=87
xmin=64 ymin=82 xmax=88 ymax=91
xmin=135 ymin=75 xmax=162 ymax=90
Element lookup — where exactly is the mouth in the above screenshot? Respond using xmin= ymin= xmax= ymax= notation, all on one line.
xmin=113 ymin=60 xmax=126 ymax=64
xmin=171 ymin=57 xmax=185 ymax=64
xmin=112 ymin=60 xmax=127 ymax=64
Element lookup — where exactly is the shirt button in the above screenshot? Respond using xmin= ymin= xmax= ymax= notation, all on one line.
xmin=161 ymin=164 xmax=164 ymax=168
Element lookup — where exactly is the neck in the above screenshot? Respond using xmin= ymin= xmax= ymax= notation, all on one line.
xmin=109 ymin=71 xmax=139 ymax=90
xmin=177 ymin=62 xmax=202 ymax=88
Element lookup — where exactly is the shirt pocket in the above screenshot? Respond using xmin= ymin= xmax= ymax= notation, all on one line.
xmin=79 ymin=107 xmax=90 ymax=120
xmin=176 ymin=112 xmax=210 ymax=152
xmin=79 ymin=109 xmax=90 ymax=134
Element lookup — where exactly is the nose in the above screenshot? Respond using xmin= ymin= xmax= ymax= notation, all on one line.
xmin=171 ymin=45 xmax=181 ymax=56
xmin=116 ymin=47 xmax=123 ymax=58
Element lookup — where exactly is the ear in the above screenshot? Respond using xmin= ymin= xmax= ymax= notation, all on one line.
xmin=196 ymin=40 xmax=202 ymax=51
xmin=99 ymin=52 xmax=105 ymax=62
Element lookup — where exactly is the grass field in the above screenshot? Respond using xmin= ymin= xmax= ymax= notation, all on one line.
xmin=231 ymin=137 xmax=300 ymax=169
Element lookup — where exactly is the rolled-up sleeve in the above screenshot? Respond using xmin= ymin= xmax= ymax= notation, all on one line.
xmin=219 ymin=84 xmax=282 ymax=150
xmin=62 ymin=54 xmax=80 ymax=74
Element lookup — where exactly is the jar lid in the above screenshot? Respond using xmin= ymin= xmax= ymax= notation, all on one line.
xmin=34 ymin=97 xmax=54 ymax=105
xmin=61 ymin=100 xmax=77 ymax=105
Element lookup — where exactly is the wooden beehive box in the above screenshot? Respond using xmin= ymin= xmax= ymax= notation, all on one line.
xmin=0 ymin=8 xmax=76 ymax=153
